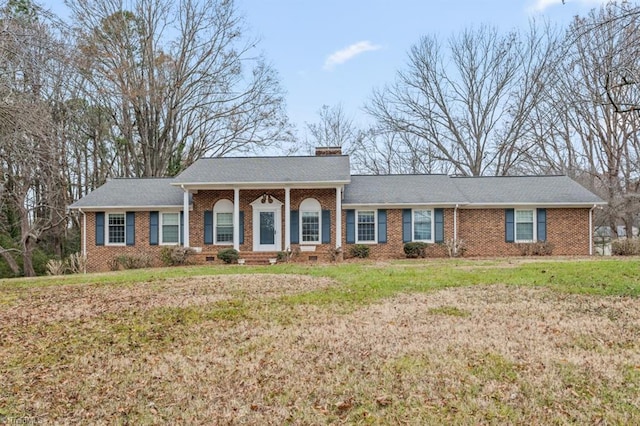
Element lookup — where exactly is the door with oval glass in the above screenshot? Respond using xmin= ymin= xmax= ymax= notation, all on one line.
xmin=251 ymin=196 xmax=282 ymax=251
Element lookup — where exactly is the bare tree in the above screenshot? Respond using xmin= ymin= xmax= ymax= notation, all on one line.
xmin=366 ymin=24 xmax=558 ymax=176
xmin=302 ymin=104 xmax=365 ymax=155
xmin=68 ymin=0 xmax=290 ymax=177
xmin=527 ymin=2 xmax=640 ymax=236
xmin=0 ymin=0 xmax=70 ymax=276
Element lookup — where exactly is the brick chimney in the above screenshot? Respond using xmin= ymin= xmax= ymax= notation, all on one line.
xmin=315 ymin=146 xmax=342 ymax=156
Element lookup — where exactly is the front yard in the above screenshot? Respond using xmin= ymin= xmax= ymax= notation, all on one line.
xmin=1 ymin=258 xmax=639 ymax=424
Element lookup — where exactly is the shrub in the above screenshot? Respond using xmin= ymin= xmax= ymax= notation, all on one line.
xmin=445 ymin=238 xmax=467 ymax=257
xmin=516 ymin=241 xmax=554 ymax=256
xmin=611 ymin=238 xmax=640 ymax=256
xmin=160 ymin=246 xmax=194 ymax=266
xmin=349 ymin=244 xmax=370 ymax=259
xmin=112 ymin=253 xmax=152 ymax=270
xmin=404 ymin=242 xmax=429 ymax=258
xmin=217 ymin=248 xmax=239 ymax=264
xmin=46 ymin=259 xmax=66 ymax=275
xmin=67 ymin=252 xmax=87 ymax=274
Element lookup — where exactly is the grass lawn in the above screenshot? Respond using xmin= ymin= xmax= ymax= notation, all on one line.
xmin=1 ymin=257 xmax=639 ymax=424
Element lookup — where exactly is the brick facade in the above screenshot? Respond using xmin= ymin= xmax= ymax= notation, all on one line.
xmin=82 ymin=204 xmax=593 ymax=272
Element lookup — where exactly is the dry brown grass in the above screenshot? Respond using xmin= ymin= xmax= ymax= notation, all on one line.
xmin=1 ymin=274 xmax=639 ymax=424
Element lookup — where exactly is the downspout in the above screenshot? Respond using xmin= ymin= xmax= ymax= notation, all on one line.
xmin=454 ymin=204 xmax=459 ymax=256
xmin=589 ymin=204 xmax=597 ymax=256
xmin=79 ymin=208 xmax=87 ymax=274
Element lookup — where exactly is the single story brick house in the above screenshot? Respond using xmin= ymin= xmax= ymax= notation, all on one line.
xmin=69 ymin=148 xmax=606 ymax=271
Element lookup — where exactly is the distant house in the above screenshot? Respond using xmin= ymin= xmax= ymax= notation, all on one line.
xmin=69 ymin=148 xmax=606 ymax=271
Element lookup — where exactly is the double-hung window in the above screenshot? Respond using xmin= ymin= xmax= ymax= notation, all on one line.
xmin=107 ymin=213 xmax=125 ymax=245
xmin=216 ymin=212 xmax=233 ymax=243
xmin=413 ymin=209 xmax=433 ymax=242
xmin=357 ymin=210 xmax=376 ymax=243
xmin=161 ymin=213 xmax=180 ymax=244
xmin=300 ymin=198 xmax=322 ymax=243
xmin=515 ymin=209 xmax=535 ymax=242
xmin=213 ymin=199 xmax=234 ymax=244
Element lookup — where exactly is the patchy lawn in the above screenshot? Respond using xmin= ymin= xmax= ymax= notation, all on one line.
xmin=1 ymin=258 xmax=639 ymax=424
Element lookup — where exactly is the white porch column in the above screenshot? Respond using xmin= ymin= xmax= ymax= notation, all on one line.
xmin=183 ymin=189 xmax=190 ymax=247
xmin=233 ymin=188 xmax=240 ymax=251
xmin=336 ymin=186 xmax=342 ymax=249
xmin=284 ymin=187 xmax=291 ymax=250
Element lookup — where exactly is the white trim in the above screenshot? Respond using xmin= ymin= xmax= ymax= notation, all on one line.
xmin=336 ymin=187 xmax=342 ymax=250
xmin=105 ymin=212 xmax=126 ymax=246
xmin=355 ymin=209 xmax=377 ymax=244
xmin=453 ymin=204 xmax=459 ymax=256
xmin=300 ymin=198 xmax=322 ymax=245
xmin=251 ymin=196 xmax=283 ymax=251
xmin=159 ymin=212 xmax=181 ymax=245
xmin=213 ymin=199 xmax=234 ymax=245
xmin=182 ymin=190 xmax=190 ymax=247
xmin=172 ymin=181 xmax=350 ymax=190
xmin=514 ymin=209 xmax=537 ymax=243
xmin=412 ymin=208 xmax=435 ymax=243
xmin=233 ymin=189 xmax=240 ymax=251
xmin=285 ymin=187 xmax=291 ymax=250
xmin=69 ymin=205 xmax=191 ymax=211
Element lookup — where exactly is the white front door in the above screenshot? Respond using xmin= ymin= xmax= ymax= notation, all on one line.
xmin=251 ymin=196 xmax=282 ymax=251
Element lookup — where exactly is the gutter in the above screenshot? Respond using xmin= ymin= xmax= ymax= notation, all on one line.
xmin=79 ymin=208 xmax=87 ymax=274
xmin=589 ymin=204 xmax=597 ymax=256
xmin=454 ymin=204 xmax=459 ymax=256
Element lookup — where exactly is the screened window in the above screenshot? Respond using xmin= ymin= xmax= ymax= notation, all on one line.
xmin=357 ymin=210 xmax=376 ymax=242
xmin=515 ymin=210 xmax=535 ymax=242
xmin=161 ymin=213 xmax=179 ymax=244
xmin=216 ymin=212 xmax=233 ymax=243
xmin=300 ymin=198 xmax=322 ymax=243
xmin=413 ymin=210 xmax=433 ymax=241
xmin=107 ymin=213 xmax=125 ymax=245
xmin=214 ymin=199 xmax=234 ymax=244
xmin=302 ymin=212 xmax=320 ymax=242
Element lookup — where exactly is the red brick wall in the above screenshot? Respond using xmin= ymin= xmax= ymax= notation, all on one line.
xmin=82 ymin=205 xmax=593 ymax=271
xmin=457 ymin=208 xmax=591 ymax=256
xmin=341 ymin=208 xmax=452 ymax=259
xmin=84 ymin=211 xmax=167 ymax=273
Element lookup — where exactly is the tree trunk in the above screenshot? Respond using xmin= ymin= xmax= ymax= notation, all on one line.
xmin=0 ymin=247 xmax=20 ymax=276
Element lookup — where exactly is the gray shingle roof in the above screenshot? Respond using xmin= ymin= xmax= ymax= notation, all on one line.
xmin=451 ymin=175 xmax=605 ymax=205
xmin=343 ymin=175 xmax=468 ymax=205
xmin=172 ymin=155 xmax=351 ymax=185
xmin=342 ymin=175 xmax=605 ymax=206
xmin=69 ymin=178 xmax=186 ymax=209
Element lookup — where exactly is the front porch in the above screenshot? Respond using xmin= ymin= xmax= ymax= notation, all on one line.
xmin=182 ymin=186 xmax=345 ymax=259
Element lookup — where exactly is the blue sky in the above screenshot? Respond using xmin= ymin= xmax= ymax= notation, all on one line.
xmin=41 ymin=0 xmax=609 ymax=136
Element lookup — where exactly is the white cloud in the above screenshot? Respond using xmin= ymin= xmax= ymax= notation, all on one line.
xmin=323 ymin=41 xmax=382 ymax=71
xmin=529 ymin=0 xmax=608 ymax=13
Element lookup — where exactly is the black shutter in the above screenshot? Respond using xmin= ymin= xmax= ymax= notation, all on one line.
xmin=378 ymin=210 xmax=387 ymax=243
xmin=126 ymin=212 xmax=135 ymax=246
xmin=290 ymin=210 xmax=299 ymax=244
xmin=204 ymin=211 xmax=213 ymax=245
xmin=505 ymin=209 xmax=515 ymax=243
xmin=346 ymin=210 xmax=355 ymax=244
xmin=239 ymin=211 xmax=245 ymax=245
xmin=95 ymin=212 xmax=105 ymax=246
xmin=322 ymin=210 xmax=331 ymax=244
xmin=537 ymin=208 xmax=547 ymax=241
xmin=149 ymin=211 xmax=159 ymax=245
xmin=434 ymin=208 xmax=444 ymax=243
xmin=402 ymin=209 xmax=412 ymax=243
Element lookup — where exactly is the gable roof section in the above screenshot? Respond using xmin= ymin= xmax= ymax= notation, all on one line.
xmin=172 ymin=155 xmax=351 ymax=187
xmin=343 ymin=175 xmax=467 ymax=206
xmin=68 ymin=178 xmax=186 ymax=210
xmin=452 ymin=175 xmax=605 ymax=206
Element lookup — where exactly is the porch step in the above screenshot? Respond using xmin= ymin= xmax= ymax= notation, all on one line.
xmin=238 ymin=251 xmax=280 ymax=265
